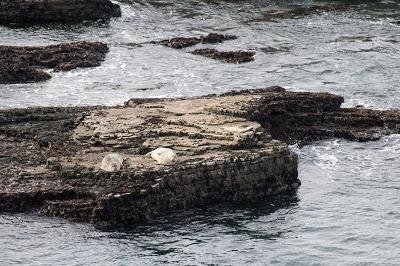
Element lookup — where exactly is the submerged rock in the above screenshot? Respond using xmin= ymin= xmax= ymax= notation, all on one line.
xmin=249 ymin=4 xmax=350 ymax=22
xmin=1 ymin=87 xmax=400 ymax=229
xmin=156 ymin=33 xmax=237 ymax=49
xmin=0 ymin=42 xmax=109 ymax=84
xmin=191 ymin=48 xmax=256 ymax=64
xmin=0 ymin=0 xmax=121 ymax=24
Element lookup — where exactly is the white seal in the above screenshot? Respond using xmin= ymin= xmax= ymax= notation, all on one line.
xmin=101 ymin=153 xmax=124 ymax=172
xmin=147 ymin=148 xmax=177 ymax=165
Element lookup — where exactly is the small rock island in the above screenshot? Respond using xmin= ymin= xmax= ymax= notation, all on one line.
xmin=1 ymin=87 xmax=399 ymax=229
xmin=0 ymin=0 xmax=121 ymax=24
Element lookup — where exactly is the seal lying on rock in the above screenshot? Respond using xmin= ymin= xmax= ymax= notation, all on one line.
xmin=101 ymin=153 xmax=124 ymax=172
xmin=148 ymin=148 xmax=177 ymax=165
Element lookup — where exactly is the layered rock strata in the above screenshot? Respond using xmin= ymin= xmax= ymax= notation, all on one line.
xmin=0 ymin=0 xmax=121 ymax=24
xmin=0 ymin=42 xmax=109 ymax=84
xmin=1 ymin=87 xmax=400 ymax=229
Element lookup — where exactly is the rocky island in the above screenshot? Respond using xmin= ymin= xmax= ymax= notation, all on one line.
xmin=0 ymin=0 xmax=121 ymax=24
xmin=1 ymin=87 xmax=399 ymax=229
xmin=0 ymin=42 xmax=110 ymax=84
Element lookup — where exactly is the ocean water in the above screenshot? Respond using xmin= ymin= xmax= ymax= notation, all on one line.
xmin=0 ymin=0 xmax=399 ymax=265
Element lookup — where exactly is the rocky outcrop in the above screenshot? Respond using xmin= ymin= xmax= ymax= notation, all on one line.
xmin=0 ymin=0 xmax=121 ymax=24
xmin=1 ymin=87 xmax=400 ymax=229
xmin=156 ymin=33 xmax=237 ymax=49
xmin=0 ymin=42 xmax=109 ymax=84
xmin=191 ymin=49 xmax=256 ymax=64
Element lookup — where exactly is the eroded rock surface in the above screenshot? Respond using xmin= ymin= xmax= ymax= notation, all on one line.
xmin=1 ymin=87 xmax=400 ymax=229
xmin=0 ymin=0 xmax=121 ymax=24
xmin=191 ymin=49 xmax=256 ymax=64
xmin=0 ymin=42 xmax=109 ymax=84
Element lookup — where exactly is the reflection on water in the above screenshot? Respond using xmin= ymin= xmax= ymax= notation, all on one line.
xmin=1 ymin=0 xmax=400 ymax=265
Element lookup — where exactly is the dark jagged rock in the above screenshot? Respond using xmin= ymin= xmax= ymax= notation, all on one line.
xmin=391 ymin=21 xmax=400 ymax=25
xmin=250 ymin=4 xmax=350 ymax=22
xmin=0 ymin=0 xmax=121 ymax=25
xmin=1 ymin=87 xmax=400 ymax=229
xmin=191 ymin=48 xmax=256 ymax=64
xmin=0 ymin=42 xmax=109 ymax=84
xmin=156 ymin=33 xmax=237 ymax=49
xmin=0 ymin=63 xmax=52 ymax=84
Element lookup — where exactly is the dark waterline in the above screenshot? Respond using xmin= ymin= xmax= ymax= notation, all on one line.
xmin=1 ymin=0 xmax=400 ymax=265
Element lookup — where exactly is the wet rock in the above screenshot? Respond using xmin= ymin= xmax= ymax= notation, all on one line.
xmin=0 ymin=42 xmax=109 ymax=84
xmin=249 ymin=4 xmax=350 ymax=22
xmin=156 ymin=33 xmax=237 ymax=49
xmin=391 ymin=21 xmax=400 ymax=25
xmin=0 ymin=64 xmax=51 ymax=84
xmin=0 ymin=0 xmax=121 ymax=25
xmin=191 ymin=48 xmax=256 ymax=64
xmin=1 ymin=87 xmax=400 ymax=229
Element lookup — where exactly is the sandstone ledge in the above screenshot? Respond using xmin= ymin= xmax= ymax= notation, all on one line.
xmin=1 ymin=87 xmax=400 ymax=229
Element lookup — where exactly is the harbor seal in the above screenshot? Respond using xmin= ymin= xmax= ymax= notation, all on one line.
xmin=147 ymin=148 xmax=177 ymax=165
xmin=101 ymin=153 xmax=124 ymax=172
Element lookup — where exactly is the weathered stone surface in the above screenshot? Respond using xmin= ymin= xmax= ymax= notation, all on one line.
xmin=1 ymin=87 xmax=400 ymax=229
xmin=0 ymin=0 xmax=121 ymax=24
xmin=0 ymin=42 xmax=109 ymax=84
xmin=155 ymin=33 xmax=238 ymax=49
xmin=191 ymin=48 xmax=256 ymax=64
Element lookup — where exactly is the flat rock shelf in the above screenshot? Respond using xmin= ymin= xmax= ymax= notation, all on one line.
xmin=1 ymin=87 xmax=400 ymax=230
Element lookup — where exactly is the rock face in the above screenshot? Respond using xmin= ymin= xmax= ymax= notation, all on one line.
xmin=0 ymin=0 xmax=121 ymax=24
xmin=0 ymin=42 xmax=109 ymax=84
xmin=1 ymin=87 xmax=400 ymax=229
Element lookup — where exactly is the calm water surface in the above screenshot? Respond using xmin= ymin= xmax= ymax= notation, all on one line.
xmin=0 ymin=0 xmax=399 ymax=265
